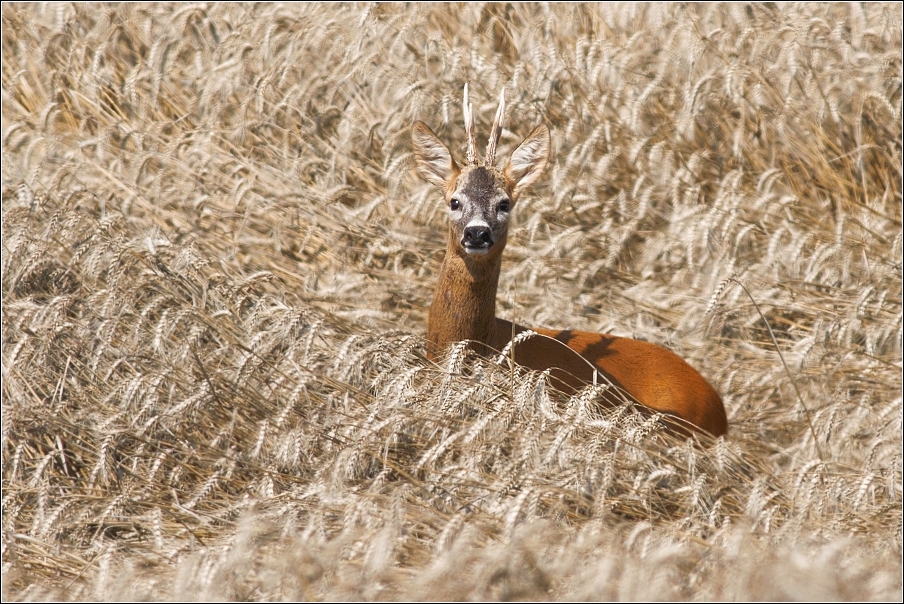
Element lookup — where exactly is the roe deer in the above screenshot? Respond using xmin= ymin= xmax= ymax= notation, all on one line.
xmin=411 ymin=85 xmax=727 ymax=437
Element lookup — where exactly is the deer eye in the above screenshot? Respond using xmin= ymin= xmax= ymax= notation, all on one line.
xmin=498 ymin=199 xmax=511 ymax=213
xmin=450 ymin=198 xmax=461 ymax=211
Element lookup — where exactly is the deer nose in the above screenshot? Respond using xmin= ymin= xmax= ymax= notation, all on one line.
xmin=462 ymin=225 xmax=493 ymax=248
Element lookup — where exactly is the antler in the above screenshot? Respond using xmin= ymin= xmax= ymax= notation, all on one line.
xmin=463 ymin=83 xmax=477 ymax=167
xmin=484 ymin=87 xmax=505 ymax=167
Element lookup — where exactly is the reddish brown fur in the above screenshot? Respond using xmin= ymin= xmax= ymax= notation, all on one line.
xmin=499 ymin=322 xmax=727 ymax=437
xmin=426 ymin=240 xmax=728 ymax=437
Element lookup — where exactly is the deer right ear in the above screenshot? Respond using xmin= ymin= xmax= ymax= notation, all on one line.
xmin=504 ymin=124 xmax=550 ymax=200
xmin=411 ymin=121 xmax=459 ymax=189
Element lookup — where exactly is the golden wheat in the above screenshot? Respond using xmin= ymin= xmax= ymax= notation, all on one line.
xmin=2 ymin=3 xmax=901 ymax=600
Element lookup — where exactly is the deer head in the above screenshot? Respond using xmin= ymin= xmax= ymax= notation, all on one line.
xmin=411 ymin=85 xmax=550 ymax=261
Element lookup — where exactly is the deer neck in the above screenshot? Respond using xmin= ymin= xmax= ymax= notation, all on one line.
xmin=427 ymin=243 xmax=504 ymax=359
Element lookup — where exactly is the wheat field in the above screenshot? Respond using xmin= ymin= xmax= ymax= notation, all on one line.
xmin=2 ymin=3 xmax=901 ymax=600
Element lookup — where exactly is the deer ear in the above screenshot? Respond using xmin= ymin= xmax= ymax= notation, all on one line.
xmin=411 ymin=121 xmax=459 ymax=189
xmin=504 ymin=124 xmax=550 ymax=200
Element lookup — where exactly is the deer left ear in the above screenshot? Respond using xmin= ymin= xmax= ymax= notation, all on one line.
xmin=411 ymin=121 xmax=460 ymax=189
xmin=504 ymin=124 xmax=550 ymax=200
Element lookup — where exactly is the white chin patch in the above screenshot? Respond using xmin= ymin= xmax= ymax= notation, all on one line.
xmin=464 ymin=245 xmax=490 ymax=256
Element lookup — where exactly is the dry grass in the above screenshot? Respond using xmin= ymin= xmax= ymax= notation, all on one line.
xmin=2 ymin=3 xmax=901 ymax=600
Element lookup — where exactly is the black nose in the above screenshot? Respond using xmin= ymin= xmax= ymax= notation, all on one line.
xmin=462 ymin=226 xmax=493 ymax=247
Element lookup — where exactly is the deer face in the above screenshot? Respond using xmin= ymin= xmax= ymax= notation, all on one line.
xmin=411 ymin=120 xmax=550 ymax=260
xmin=446 ymin=165 xmax=511 ymax=257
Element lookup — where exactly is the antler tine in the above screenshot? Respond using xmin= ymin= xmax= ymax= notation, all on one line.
xmin=484 ymin=87 xmax=505 ymax=167
xmin=463 ymin=83 xmax=477 ymax=167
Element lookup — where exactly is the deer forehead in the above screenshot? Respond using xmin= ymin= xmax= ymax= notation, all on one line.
xmin=450 ymin=167 xmax=510 ymax=205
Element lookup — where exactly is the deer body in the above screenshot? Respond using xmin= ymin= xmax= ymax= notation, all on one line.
xmin=413 ymin=87 xmax=727 ymax=437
